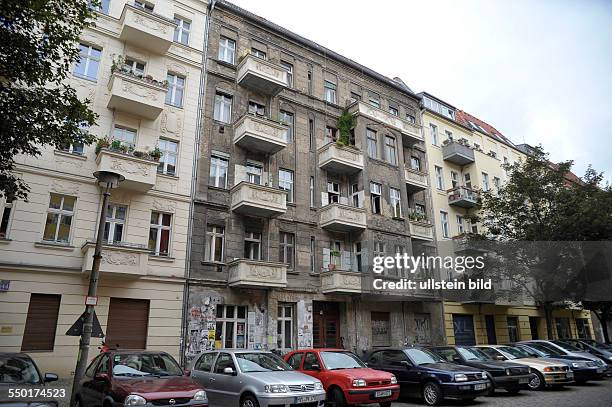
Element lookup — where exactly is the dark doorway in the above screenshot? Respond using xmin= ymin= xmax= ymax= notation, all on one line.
xmin=313 ymin=301 xmax=341 ymax=348
xmin=485 ymin=315 xmax=497 ymax=344
xmin=529 ymin=317 xmax=540 ymax=340
xmin=452 ymin=314 xmax=476 ymax=345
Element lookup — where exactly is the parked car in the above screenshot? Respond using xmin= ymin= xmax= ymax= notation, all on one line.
xmin=513 ymin=342 xmax=605 ymax=382
xmin=428 ymin=346 xmax=531 ymax=394
xmin=74 ymin=350 xmax=207 ymax=407
xmin=365 ymin=347 xmax=490 ymax=406
xmin=190 ymin=350 xmax=325 ymax=407
xmin=560 ymin=339 xmax=612 ymax=370
xmin=475 ymin=345 xmax=573 ymax=390
xmin=520 ymin=339 xmax=607 ymax=367
xmin=0 ymin=353 xmax=59 ymax=407
xmin=284 ymin=348 xmax=399 ymax=407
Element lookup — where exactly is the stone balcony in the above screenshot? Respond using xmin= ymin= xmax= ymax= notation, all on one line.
xmin=236 ymin=55 xmax=288 ymax=95
xmin=319 ymin=203 xmax=367 ymax=232
xmin=318 ymin=143 xmax=364 ymax=174
xmin=119 ymin=4 xmax=177 ymax=54
xmin=81 ymin=242 xmax=150 ymax=277
xmin=321 ymin=270 xmax=362 ymax=294
xmin=348 ymin=101 xmax=423 ymax=144
xmin=447 ymin=186 xmax=480 ymax=208
xmin=95 ymin=149 xmax=159 ymax=191
xmin=409 ymin=221 xmax=434 ymax=241
xmin=227 ymin=259 xmax=287 ymax=289
xmin=230 ymin=181 xmax=287 ymax=217
xmin=442 ymin=140 xmax=475 ymax=165
xmin=233 ymin=114 xmax=288 ymax=154
xmin=107 ymin=71 xmax=167 ymax=119
xmin=405 ymin=167 xmax=428 ymax=192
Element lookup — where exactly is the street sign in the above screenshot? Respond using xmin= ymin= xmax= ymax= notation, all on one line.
xmin=0 ymin=280 xmax=10 ymax=292
xmin=85 ymin=296 xmax=98 ymax=306
xmin=66 ymin=310 xmax=105 ymax=338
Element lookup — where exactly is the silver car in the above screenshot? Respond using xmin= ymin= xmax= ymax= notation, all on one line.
xmin=190 ymin=350 xmax=326 ymax=407
xmin=520 ymin=340 xmax=608 ymax=366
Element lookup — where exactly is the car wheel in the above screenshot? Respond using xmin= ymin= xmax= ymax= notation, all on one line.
xmin=241 ymin=394 xmax=260 ymax=407
xmin=422 ymin=382 xmax=442 ymax=406
xmin=528 ymin=372 xmax=545 ymax=390
xmin=329 ymin=387 xmax=346 ymax=407
xmin=487 ymin=383 xmax=495 ymax=396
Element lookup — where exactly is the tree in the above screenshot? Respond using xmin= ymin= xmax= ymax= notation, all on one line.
xmin=0 ymin=0 xmax=99 ymax=201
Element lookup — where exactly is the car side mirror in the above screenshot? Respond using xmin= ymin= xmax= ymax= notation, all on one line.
xmin=184 ymin=369 xmax=191 ymax=377
xmin=44 ymin=373 xmax=58 ymax=383
xmin=94 ymin=373 xmax=110 ymax=382
xmin=400 ymin=360 xmax=412 ymax=368
xmin=495 ymin=355 xmax=506 ymax=361
xmin=452 ymin=356 xmax=462 ymax=363
xmin=223 ymin=367 xmax=236 ymax=376
xmin=311 ymin=364 xmax=321 ymax=371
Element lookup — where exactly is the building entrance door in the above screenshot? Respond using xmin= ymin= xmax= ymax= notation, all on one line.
xmin=313 ymin=301 xmax=341 ymax=348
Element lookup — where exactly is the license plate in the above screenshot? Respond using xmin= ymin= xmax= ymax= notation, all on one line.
xmin=295 ymin=395 xmax=316 ymax=404
xmin=519 ymin=378 xmax=529 ymax=384
xmin=597 ymin=368 xmax=604 ymax=373
xmin=374 ymin=390 xmax=392 ymax=398
xmin=474 ymin=383 xmax=487 ymax=391
xmin=567 ymin=372 xmax=574 ymax=378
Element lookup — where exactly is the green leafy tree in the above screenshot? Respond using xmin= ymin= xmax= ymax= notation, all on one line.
xmin=0 ymin=0 xmax=99 ymax=201
xmin=336 ymin=109 xmax=355 ymax=146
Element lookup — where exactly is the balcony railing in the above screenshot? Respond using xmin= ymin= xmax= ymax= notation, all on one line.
xmin=236 ymin=55 xmax=289 ymax=95
xmin=347 ymin=101 xmax=423 ymax=143
xmin=230 ymin=181 xmax=287 ymax=217
xmin=233 ymin=114 xmax=288 ymax=154
xmin=318 ymin=143 xmax=364 ymax=174
xmin=442 ymin=140 xmax=475 ymax=165
xmin=447 ymin=186 xmax=480 ymax=208
xmin=107 ymin=70 xmax=167 ymax=119
xmin=409 ymin=220 xmax=434 ymax=241
xmin=227 ymin=259 xmax=287 ymax=288
xmin=319 ymin=203 xmax=367 ymax=232
xmin=405 ymin=167 xmax=428 ymax=191
xmin=119 ymin=3 xmax=177 ymax=54
xmin=81 ymin=241 xmax=150 ymax=277
xmin=95 ymin=148 xmax=159 ymax=191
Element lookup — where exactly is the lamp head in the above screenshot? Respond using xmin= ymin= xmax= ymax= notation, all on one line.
xmin=93 ymin=171 xmax=124 ymax=189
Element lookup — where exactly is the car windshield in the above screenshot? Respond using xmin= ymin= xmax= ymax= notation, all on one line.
xmin=498 ymin=346 xmax=530 ymax=359
xmin=235 ymin=353 xmax=292 ymax=373
xmin=406 ymin=348 xmax=445 ymax=365
xmin=0 ymin=355 xmax=41 ymax=384
xmin=458 ymin=347 xmax=487 ymax=361
xmin=112 ymin=353 xmax=183 ymax=377
xmin=552 ymin=341 xmax=581 ymax=351
xmin=320 ymin=352 xmax=366 ymax=370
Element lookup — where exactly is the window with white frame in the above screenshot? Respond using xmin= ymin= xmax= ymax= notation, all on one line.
xmin=324 ymin=80 xmax=337 ymax=104
xmin=464 ymin=173 xmax=472 ymax=189
xmin=280 ymin=61 xmax=293 ymax=87
xmin=218 ymin=36 xmax=236 ymax=64
xmin=113 ymin=126 xmax=136 ymax=149
xmin=482 ymin=172 xmax=490 ymax=191
xmin=279 ymin=232 xmax=295 ymax=270
xmin=279 ymin=111 xmax=294 ymax=142
xmin=74 ymin=44 xmax=101 ymax=81
xmin=370 ymin=182 xmax=382 ymax=214
xmin=158 ymin=139 xmax=178 ymax=176
xmin=123 ymin=58 xmax=145 ymax=75
xmin=246 ymin=163 xmax=262 ymax=185
xmin=310 ymin=237 xmax=316 ymax=273
xmin=209 ymin=155 xmax=228 ymax=188
xmin=410 ymin=156 xmax=421 ymax=171
xmin=351 ymin=183 xmax=360 ymax=207
xmin=0 ymin=199 xmax=14 ymax=239
xmin=60 ymin=142 xmax=84 ymax=156
xmin=149 ymin=212 xmax=172 ymax=256
xmin=389 ymin=106 xmax=399 ymax=116
xmin=173 ymin=16 xmax=191 ymax=45
xmin=325 ymin=126 xmax=337 ymax=143
xmin=440 ymin=211 xmax=450 ymax=238
xmin=205 ymin=225 xmax=224 ymax=263
xmin=445 ymin=130 xmax=453 ymax=141
xmin=430 ymin=124 xmax=438 ymax=146
xmin=374 ymin=241 xmax=385 ymax=261
xmin=213 ymin=92 xmax=232 ymax=123
xmin=251 ymin=48 xmax=266 ymax=60
xmin=435 ymin=166 xmax=444 ymax=190
xmin=310 ymin=177 xmax=315 ymax=207
xmin=165 ymin=74 xmax=185 ymax=107
xmin=244 ymin=231 xmax=261 ymax=260
xmin=277 ymin=304 xmax=294 ymax=352
xmin=450 ymin=171 xmax=459 ymax=189
xmin=134 ymin=0 xmax=154 ymax=11
xmin=368 ymin=94 xmax=380 ymax=108
xmin=367 ymin=129 xmax=377 ymax=159
xmin=215 ymin=305 xmax=246 ymax=349
xmin=390 ymin=187 xmax=402 ymax=218
xmin=43 ymin=194 xmax=76 ymax=243
xmin=279 ymin=169 xmax=294 ymax=203
xmin=103 ymin=204 xmax=127 ymax=244
xmin=330 ymin=241 xmax=341 ymax=267
xmin=493 ymin=177 xmax=501 ymax=192
xmin=384 ymin=135 xmax=397 ymax=165
xmin=248 ymin=100 xmax=265 ymax=116
xmin=327 ymin=181 xmax=340 ymax=204
xmin=456 ymin=215 xmax=464 ymax=235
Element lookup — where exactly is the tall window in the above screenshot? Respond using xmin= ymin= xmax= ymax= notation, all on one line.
xmin=216 ymin=305 xmax=246 ymax=349
xmin=327 ymin=181 xmax=340 ymax=204
xmin=575 ymin=318 xmax=592 ymax=339
xmin=325 ymin=126 xmax=337 ymax=143
xmin=507 ymin=316 xmax=520 ymax=342
xmin=149 ymin=212 xmax=172 ymax=256
xmin=244 ymin=231 xmax=261 ymax=260
xmin=307 ymin=69 xmax=312 ymax=95
xmin=218 ymin=36 xmax=236 ymax=64
xmin=456 ymin=215 xmax=464 ymax=235
xmin=158 ymin=139 xmax=178 ymax=176
xmin=173 ymin=17 xmax=191 ymax=45
xmin=410 ymin=156 xmax=421 ymax=171
xmin=445 ymin=130 xmax=453 ymax=141
xmin=205 ymin=225 xmax=224 ymax=263
xmin=113 ymin=126 xmax=136 ymax=149
xmin=74 ymin=44 xmax=101 ymax=81
xmin=493 ymin=177 xmax=501 ymax=192
xmin=354 ymin=242 xmax=363 ymax=272
xmin=213 ymin=92 xmax=232 ymax=123
xmin=165 ymin=74 xmax=185 ymax=107
xmin=209 ymin=155 xmax=228 ymax=188
xmin=367 ymin=129 xmax=377 ymax=159
xmin=370 ymin=182 xmax=382 ymax=214
xmin=310 ymin=237 xmax=316 ymax=273
xmin=248 ymin=100 xmax=265 ymax=116
xmin=277 ymin=304 xmax=294 ymax=352
xmin=279 ymin=169 xmax=294 ymax=203
xmin=280 ymin=61 xmax=293 ymax=87
xmin=430 ymin=124 xmax=438 ymax=146
xmin=1 ymin=199 xmax=14 ymax=239
xmin=310 ymin=176 xmax=315 ymax=207
xmin=246 ymin=163 xmax=262 ymax=185
xmin=434 ymin=166 xmax=444 ymax=190
xmin=324 ymin=80 xmax=337 ymax=104
xmin=450 ymin=171 xmax=459 ymax=189
xmin=374 ymin=242 xmax=385 ymax=259
xmin=279 ymin=111 xmax=294 ymax=142
xmin=464 ymin=173 xmax=472 ymax=189
xmin=43 ymin=194 xmax=75 ymax=243
xmin=104 ymin=204 xmax=127 ymax=244
xmin=309 ymin=118 xmax=315 ymax=150
xmin=384 ymin=135 xmax=397 ymax=165
xmin=390 ymin=187 xmax=402 ymax=218
xmin=351 ymin=183 xmax=360 ymax=207
xmin=279 ymin=232 xmax=295 ymax=270
xmin=440 ymin=211 xmax=450 ymax=238
xmin=482 ymin=172 xmax=490 ymax=191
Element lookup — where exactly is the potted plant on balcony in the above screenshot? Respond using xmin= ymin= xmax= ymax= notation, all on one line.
xmin=95 ymin=137 xmax=111 ymax=155
xmin=110 ymin=55 xmax=125 ymax=74
xmin=149 ymin=146 xmax=162 ymax=161
xmin=336 ymin=109 xmax=355 ymax=147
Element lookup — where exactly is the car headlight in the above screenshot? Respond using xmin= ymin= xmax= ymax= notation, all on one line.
xmin=454 ymin=374 xmax=468 ymax=382
xmin=352 ymin=379 xmax=367 ymax=387
xmin=481 ymin=371 xmax=487 ymax=379
xmin=572 ymin=362 xmax=585 ymax=368
xmin=608 ymin=356 xmax=612 ymax=361
xmin=390 ymin=375 xmax=398 ymax=384
xmin=124 ymin=395 xmax=146 ymax=406
xmin=264 ymin=384 xmax=288 ymax=393
xmin=528 ymin=367 xmax=532 ymax=374
xmin=193 ymin=390 xmax=207 ymax=401
xmin=314 ymin=382 xmax=324 ymax=391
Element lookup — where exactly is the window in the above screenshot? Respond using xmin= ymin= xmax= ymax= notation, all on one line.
xmin=310 ymin=176 xmax=315 ymax=207
xmin=351 ymin=183 xmax=360 ymax=207
xmin=158 ymin=139 xmax=178 ymax=176
xmin=209 ymin=155 xmax=228 ymax=188
xmin=482 ymin=172 xmax=490 ymax=191
xmin=384 ymin=135 xmax=397 ymax=165
xmin=303 ymin=353 xmax=319 ymax=371
xmin=251 ymin=48 xmax=266 ymax=60
xmin=134 ymin=0 xmax=154 ymax=11
xmin=354 ymin=242 xmax=363 ymax=272
xmin=74 ymin=44 xmax=101 ymax=81
xmin=165 ymin=74 xmax=185 ymax=107
xmin=464 ymin=173 xmax=472 ymax=189
xmin=410 ymin=156 xmax=421 ymax=171
xmin=60 ymin=142 xmax=84 ymax=155
xmin=246 ymin=163 xmax=262 ymax=185
xmin=327 ymin=181 xmax=340 ymax=204
xmin=307 ymin=70 xmax=312 ymax=95
xmin=325 ymin=126 xmax=337 ymax=143
xmin=507 ymin=316 xmax=520 ymax=342
xmin=330 ymin=241 xmax=341 ymax=267
xmin=248 ymin=100 xmax=265 ymax=116
xmin=371 ymin=312 xmax=391 ymax=347
xmin=374 ymin=241 xmax=385 ymax=259
xmin=279 ymin=232 xmax=295 ymax=270
xmin=445 ymin=130 xmax=453 ymax=141
xmin=279 ymin=111 xmax=294 ymax=142
xmin=389 ymin=106 xmax=399 ymax=116
xmin=43 ymin=194 xmax=75 ymax=243
xmin=310 ymin=237 xmax=316 ymax=273
xmin=287 ymin=352 xmax=303 ymax=369
xmin=173 ymin=16 xmax=191 ymax=45
xmin=367 ymin=129 xmax=377 ymax=159
xmin=113 ymin=126 xmax=136 ymax=149
xmin=440 ymin=211 xmax=450 ymax=238
xmin=390 ymin=187 xmax=402 ymax=218
xmin=215 ymin=305 xmax=246 ymax=349
xmin=213 ymin=92 xmax=232 ymax=123
xmin=309 ymin=119 xmax=315 ymax=151
xmin=218 ymin=36 xmax=236 ymax=64
xmin=430 ymin=124 xmax=438 ymax=146
xmin=493 ymin=177 xmax=501 ymax=192
xmin=103 ymin=204 xmax=127 ymax=244
xmin=575 ymin=318 xmax=592 ymax=339
xmin=489 ymin=150 xmax=497 ymax=158
xmin=370 ymin=182 xmax=382 ymax=214
xmin=415 ymin=203 xmax=426 ymax=215
xmin=89 ymin=0 xmax=110 ymax=14
xmin=205 ymin=226 xmax=224 ymax=263
xmin=368 ymin=95 xmax=380 ymax=108
xmin=195 ymin=353 xmax=216 ymax=372
xmin=456 ymin=215 xmax=464 ymax=235
xmin=434 ymin=166 xmax=444 ymax=190
xmin=123 ymin=58 xmax=145 ymax=75
xmin=468 ymin=219 xmax=478 ymax=234
xmin=406 ymin=113 xmax=416 ymax=124
xmin=213 ymin=352 xmax=236 ymax=373
xmin=1 ymin=199 xmax=14 ymax=239
xmin=279 ymin=169 xmax=294 ymax=203
xmin=422 ymin=96 xmax=456 ymax=120
xmin=555 ymin=317 xmax=571 ymax=339
xmin=244 ymin=231 xmax=261 ymax=260
xmin=21 ymin=294 xmax=61 ymax=351
xmin=324 ymin=80 xmax=337 ymax=104
xmin=280 ymin=61 xmax=293 ymax=87
xmin=450 ymin=171 xmax=459 ymax=189
xmin=277 ymin=304 xmax=294 ymax=351
xmin=350 ymin=91 xmax=362 ymax=102
xmin=149 ymin=212 xmax=172 ymax=256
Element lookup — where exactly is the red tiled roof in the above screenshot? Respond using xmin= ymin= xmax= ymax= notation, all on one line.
xmin=455 ymin=110 xmax=515 ymax=146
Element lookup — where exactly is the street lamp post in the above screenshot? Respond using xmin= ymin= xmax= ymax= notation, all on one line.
xmin=70 ymin=171 xmax=123 ymax=407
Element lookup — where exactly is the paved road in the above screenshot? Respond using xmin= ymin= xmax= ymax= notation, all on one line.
xmin=389 ymin=378 xmax=612 ymax=407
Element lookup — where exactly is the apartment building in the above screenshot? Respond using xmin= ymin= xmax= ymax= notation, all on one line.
xmin=0 ymin=0 xmax=207 ymax=375
xmin=419 ymin=92 xmax=594 ymax=345
xmin=186 ymin=1 xmax=446 ymax=361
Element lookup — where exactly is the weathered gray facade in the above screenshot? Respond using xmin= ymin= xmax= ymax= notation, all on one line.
xmin=185 ymin=0 xmax=445 ymax=362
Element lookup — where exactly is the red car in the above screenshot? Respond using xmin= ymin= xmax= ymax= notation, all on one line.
xmin=284 ymin=349 xmax=399 ymax=407
xmin=74 ymin=350 xmax=207 ymax=407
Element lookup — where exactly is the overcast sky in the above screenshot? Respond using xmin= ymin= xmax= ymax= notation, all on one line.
xmin=229 ymin=0 xmax=612 ymax=183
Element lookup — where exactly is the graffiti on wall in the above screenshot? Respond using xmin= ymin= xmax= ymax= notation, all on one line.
xmin=186 ymin=294 xmax=222 ymax=360
xmin=248 ymin=303 xmax=267 ymax=350
xmin=414 ymin=313 xmax=432 ymax=344
xmin=297 ymin=300 xmax=313 ymax=348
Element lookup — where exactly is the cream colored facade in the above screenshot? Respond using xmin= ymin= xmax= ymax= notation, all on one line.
xmin=0 ymin=0 xmax=207 ymax=376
